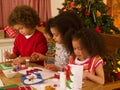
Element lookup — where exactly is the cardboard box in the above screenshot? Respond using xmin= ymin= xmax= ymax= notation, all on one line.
xmin=0 ymin=30 xmax=5 ymax=39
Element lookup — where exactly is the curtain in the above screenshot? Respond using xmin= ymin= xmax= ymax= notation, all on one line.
xmin=39 ymin=0 xmax=51 ymax=21
xmin=0 ymin=0 xmax=51 ymax=27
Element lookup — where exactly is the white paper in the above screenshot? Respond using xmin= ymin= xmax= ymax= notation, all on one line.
xmin=67 ymin=64 xmax=83 ymax=90
xmin=59 ymin=72 xmax=66 ymax=89
xmin=19 ymin=67 xmax=57 ymax=80
xmin=0 ymin=79 xmax=4 ymax=87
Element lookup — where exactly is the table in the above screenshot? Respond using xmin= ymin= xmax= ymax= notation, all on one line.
xmin=0 ymin=63 xmax=120 ymax=90
xmin=83 ymin=80 xmax=120 ymax=90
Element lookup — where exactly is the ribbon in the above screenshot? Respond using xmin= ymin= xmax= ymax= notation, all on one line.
xmin=66 ymin=65 xmax=71 ymax=80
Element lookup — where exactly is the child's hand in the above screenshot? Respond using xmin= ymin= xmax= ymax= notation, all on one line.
xmin=4 ymin=51 xmax=11 ymax=59
xmin=31 ymin=52 xmax=46 ymax=61
xmin=62 ymin=64 xmax=68 ymax=70
xmin=83 ymin=71 xmax=89 ymax=79
xmin=45 ymin=64 xmax=60 ymax=71
xmin=12 ymin=57 xmax=24 ymax=64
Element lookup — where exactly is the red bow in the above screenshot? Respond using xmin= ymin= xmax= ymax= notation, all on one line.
xmin=66 ymin=65 xmax=71 ymax=80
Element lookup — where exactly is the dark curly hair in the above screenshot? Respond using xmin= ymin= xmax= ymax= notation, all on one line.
xmin=72 ymin=28 xmax=106 ymax=57
xmin=45 ymin=11 xmax=84 ymax=54
xmin=8 ymin=5 xmax=40 ymax=29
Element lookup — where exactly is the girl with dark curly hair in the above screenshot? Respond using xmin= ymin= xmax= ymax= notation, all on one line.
xmin=69 ymin=28 xmax=105 ymax=84
xmin=31 ymin=11 xmax=83 ymax=71
xmin=4 ymin=5 xmax=48 ymax=65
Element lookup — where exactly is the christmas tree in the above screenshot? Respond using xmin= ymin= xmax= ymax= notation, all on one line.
xmin=58 ymin=0 xmax=120 ymax=34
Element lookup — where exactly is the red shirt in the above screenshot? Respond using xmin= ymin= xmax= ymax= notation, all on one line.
xmin=13 ymin=30 xmax=48 ymax=57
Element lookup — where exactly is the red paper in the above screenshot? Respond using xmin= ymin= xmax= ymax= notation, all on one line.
xmin=4 ymin=26 xmax=18 ymax=38
xmin=0 ymin=70 xmax=3 ymax=74
xmin=6 ymin=86 xmax=31 ymax=90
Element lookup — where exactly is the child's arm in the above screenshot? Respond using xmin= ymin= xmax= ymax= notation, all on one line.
xmin=45 ymin=64 xmax=60 ymax=71
xmin=12 ymin=56 xmax=31 ymax=64
xmin=4 ymin=51 xmax=17 ymax=59
xmin=31 ymin=52 xmax=55 ymax=64
xmin=31 ymin=52 xmax=48 ymax=61
xmin=83 ymin=63 xmax=105 ymax=85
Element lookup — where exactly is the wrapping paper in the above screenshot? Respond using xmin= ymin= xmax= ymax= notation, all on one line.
xmin=4 ymin=26 xmax=18 ymax=38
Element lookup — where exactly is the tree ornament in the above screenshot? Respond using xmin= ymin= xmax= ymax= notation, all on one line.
xmin=77 ymin=11 xmax=80 ymax=14
xmin=58 ymin=0 xmax=120 ymax=34
xmin=69 ymin=2 xmax=75 ymax=8
xmin=118 ymin=61 xmax=120 ymax=65
xmin=117 ymin=67 xmax=120 ymax=72
xmin=96 ymin=10 xmax=101 ymax=17
xmin=110 ymin=30 xmax=115 ymax=34
xmin=117 ymin=72 xmax=120 ymax=79
xmin=93 ymin=11 xmax=96 ymax=22
xmin=88 ymin=3 xmax=91 ymax=12
xmin=76 ymin=4 xmax=81 ymax=9
xmin=62 ymin=7 xmax=67 ymax=11
xmin=95 ymin=26 xmax=102 ymax=33
xmin=85 ymin=10 xmax=90 ymax=16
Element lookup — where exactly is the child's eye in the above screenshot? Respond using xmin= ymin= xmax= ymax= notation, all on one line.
xmin=78 ymin=48 xmax=82 ymax=50
xmin=74 ymin=47 xmax=83 ymax=51
xmin=55 ymin=35 xmax=58 ymax=37
xmin=14 ymin=27 xmax=24 ymax=31
xmin=53 ymin=34 xmax=58 ymax=37
xmin=78 ymin=48 xmax=83 ymax=50
xmin=19 ymin=27 xmax=23 ymax=30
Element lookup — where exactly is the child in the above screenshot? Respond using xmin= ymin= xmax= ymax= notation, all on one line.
xmin=69 ymin=28 xmax=105 ymax=84
xmin=4 ymin=5 xmax=48 ymax=65
xmin=31 ymin=11 xmax=83 ymax=71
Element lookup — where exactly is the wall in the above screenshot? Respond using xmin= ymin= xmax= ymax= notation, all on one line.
xmin=51 ymin=0 xmax=64 ymax=17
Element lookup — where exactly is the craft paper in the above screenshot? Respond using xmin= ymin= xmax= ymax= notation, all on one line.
xmin=0 ymin=79 xmax=4 ymax=87
xmin=59 ymin=72 xmax=66 ymax=89
xmin=22 ymin=73 xmax=44 ymax=85
xmin=0 ymin=64 xmax=13 ymax=70
xmin=66 ymin=64 xmax=83 ymax=90
xmin=19 ymin=67 xmax=57 ymax=80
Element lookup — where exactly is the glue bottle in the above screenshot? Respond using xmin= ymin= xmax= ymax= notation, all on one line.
xmin=26 ymin=59 xmax=30 ymax=67
xmin=60 ymin=70 xmax=66 ymax=89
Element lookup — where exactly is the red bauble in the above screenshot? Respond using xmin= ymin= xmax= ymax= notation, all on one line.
xmin=85 ymin=10 xmax=90 ymax=16
xmin=95 ymin=26 xmax=102 ymax=33
xmin=69 ymin=2 xmax=75 ymax=7
xmin=39 ymin=21 xmax=46 ymax=27
xmin=61 ymin=7 xmax=67 ymax=12
xmin=117 ymin=72 xmax=120 ymax=79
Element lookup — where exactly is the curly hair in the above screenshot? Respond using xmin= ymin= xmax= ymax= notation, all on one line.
xmin=45 ymin=11 xmax=84 ymax=54
xmin=72 ymin=28 xmax=106 ymax=57
xmin=8 ymin=5 xmax=40 ymax=29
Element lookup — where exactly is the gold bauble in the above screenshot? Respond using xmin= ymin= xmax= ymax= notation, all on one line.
xmin=96 ymin=10 xmax=101 ymax=17
xmin=76 ymin=4 xmax=81 ymax=8
xmin=117 ymin=67 xmax=120 ymax=72
xmin=117 ymin=61 xmax=120 ymax=65
xmin=110 ymin=29 xmax=115 ymax=34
